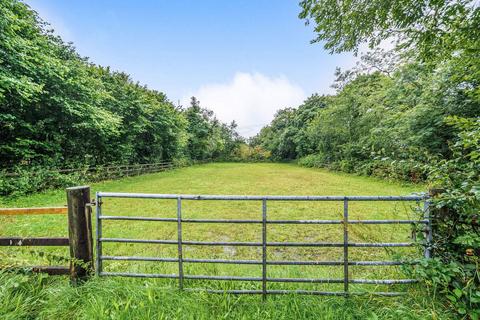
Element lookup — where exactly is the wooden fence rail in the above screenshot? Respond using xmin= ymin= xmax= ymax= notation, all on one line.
xmin=3 ymin=161 xmax=174 ymax=178
xmin=0 ymin=207 xmax=67 ymax=215
xmin=2 ymin=265 xmax=70 ymax=275
xmin=0 ymin=186 xmax=93 ymax=283
xmin=0 ymin=237 xmax=69 ymax=246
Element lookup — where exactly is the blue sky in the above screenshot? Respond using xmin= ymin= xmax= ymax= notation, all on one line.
xmin=24 ymin=0 xmax=358 ymax=136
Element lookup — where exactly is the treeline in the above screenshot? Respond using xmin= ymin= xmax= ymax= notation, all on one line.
xmin=252 ymin=52 xmax=480 ymax=182
xmin=254 ymin=0 xmax=480 ymax=184
xmin=0 ymin=0 xmax=242 ymax=194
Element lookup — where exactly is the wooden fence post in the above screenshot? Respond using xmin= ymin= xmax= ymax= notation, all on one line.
xmin=66 ymin=186 xmax=93 ymax=284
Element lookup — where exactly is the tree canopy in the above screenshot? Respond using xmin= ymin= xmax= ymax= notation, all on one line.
xmin=299 ymin=0 xmax=480 ymax=60
xmin=0 ymin=0 xmax=241 ymax=172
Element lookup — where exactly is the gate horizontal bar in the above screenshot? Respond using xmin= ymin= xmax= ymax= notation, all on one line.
xmin=99 ymin=238 xmax=177 ymax=245
xmin=100 ymin=272 xmax=178 ymax=279
xmin=99 ymin=272 xmax=416 ymax=284
xmin=100 ymin=216 xmax=260 ymax=223
xmin=99 ymin=238 xmax=414 ymax=247
xmin=184 ymin=218 xmax=261 ymax=223
xmin=268 ymin=219 xmax=427 ymax=225
xmin=349 ymin=219 xmax=428 ymax=224
xmin=99 ymin=216 xmax=428 ymax=225
xmin=100 ymin=255 xmax=414 ymax=266
xmin=97 ymin=192 xmax=425 ymax=201
xmin=100 ymin=216 xmax=177 ymax=222
xmin=0 ymin=237 xmax=69 ymax=246
xmin=101 ymin=256 xmax=180 ymax=262
xmin=185 ymin=288 xmax=405 ymax=296
xmin=351 ymin=279 xmax=417 ymax=284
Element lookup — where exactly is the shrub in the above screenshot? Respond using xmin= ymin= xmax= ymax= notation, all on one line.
xmin=0 ymin=167 xmax=84 ymax=197
xmin=410 ymin=117 xmax=480 ymax=318
xmin=231 ymin=144 xmax=271 ymax=162
xmin=297 ymin=154 xmax=326 ymax=168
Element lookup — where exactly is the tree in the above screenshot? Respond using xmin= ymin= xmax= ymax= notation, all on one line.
xmin=184 ymin=97 xmax=241 ymax=161
xmin=0 ymin=1 xmax=241 ymax=195
xmin=299 ymin=0 xmax=480 ymax=62
xmin=297 ymin=1 xmax=480 ymax=315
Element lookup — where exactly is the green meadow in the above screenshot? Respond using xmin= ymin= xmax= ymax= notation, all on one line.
xmin=0 ymin=163 xmax=453 ymax=319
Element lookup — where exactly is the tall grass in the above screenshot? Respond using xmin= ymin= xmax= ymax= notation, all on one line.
xmin=0 ymin=272 xmax=452 ymax=319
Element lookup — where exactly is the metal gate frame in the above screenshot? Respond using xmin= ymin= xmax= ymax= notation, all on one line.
xmin=95 ymin=192 xmax=431 ymax=298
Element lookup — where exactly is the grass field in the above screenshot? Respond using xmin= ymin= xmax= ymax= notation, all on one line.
xmin=0 ymin=163 xmax=453 ymax=319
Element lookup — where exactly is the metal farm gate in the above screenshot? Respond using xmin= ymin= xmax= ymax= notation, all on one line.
xmin=95 ymin=192 xmax=431 ymax=297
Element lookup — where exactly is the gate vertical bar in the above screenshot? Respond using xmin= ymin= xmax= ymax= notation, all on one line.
xmin=262 ymin=198 xmax=267 ymax=300
xmin=343 ymin=198 xmax=349 ymax=296
xmin=423 ymin=199 xmax=432 ymax=258
xmin=95 ymin=192 xmax=102 ymax=275
xmin=177 ymin=197 xmax=184 ymax=289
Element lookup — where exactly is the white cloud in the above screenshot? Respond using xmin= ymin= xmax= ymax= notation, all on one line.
xmin=182 ymin=72 xmax=306 ymax=137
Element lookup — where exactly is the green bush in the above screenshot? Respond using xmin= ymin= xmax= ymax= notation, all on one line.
xmin=298 ymin=155 xmax=428 ymax=183
xmin=410 ymin=117 xmax=480 ymax=318
xmin=0 ymin=167 xmax=84 ymax=197
xmin=172 ymin=157 xmax=191 ymax=168
xmin=230 ymin=144 xmax=271 ymax=162
xmin=297 ymin=154 xmax=326 ymax=168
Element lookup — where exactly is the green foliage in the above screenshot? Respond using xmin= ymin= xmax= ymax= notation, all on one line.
xmin=255 ymin=60 xmax=468 ymax=183
xmin=411 ymin=117 xmax=480 ymax=318
xmin=251 ymin=94 xmax=327 ymax=160
xmin=184 ymin=97 xmax=242 ymax=161
xmin=253 ymin=0 xmax=480 ymax=316
xmin=260 ymin=61 xmax=479 ymax=315
xmin=0 ymin=0 xmax=241 ymax=196
xmin=407 ymin=258 xmax=479 ymax=318
xmin=297 ymin=154 xmax=324 ymax=168
xmin=230 ymin=144 xmax=271 ymax=162
xmin=299 ymin=0 xmax=480 ymax=61
xmin=429 ymin=117 xmax=480 ymax=259
xmin=0 ymin=167 xmax=83 ymax=197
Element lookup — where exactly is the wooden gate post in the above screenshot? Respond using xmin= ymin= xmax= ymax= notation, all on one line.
xmin=66 ymin=186 xmax=93 ymax=284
